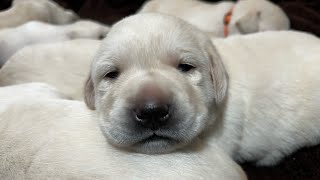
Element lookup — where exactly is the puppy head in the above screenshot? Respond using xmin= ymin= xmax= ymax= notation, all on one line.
xmin=229 ymin=0 xmax=290 ymax=35
xmin=85 ymin=13 xmax=228 ymax=153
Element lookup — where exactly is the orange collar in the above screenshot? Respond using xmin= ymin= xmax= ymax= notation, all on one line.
xmin=223 ymin=6 xmax=234 ymax=37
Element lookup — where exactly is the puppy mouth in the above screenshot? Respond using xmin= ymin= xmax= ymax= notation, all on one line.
xmin=130 ymin=133 xmax=180 ymax=153
xmin=134 ymin=133 xmax=177 ymax=146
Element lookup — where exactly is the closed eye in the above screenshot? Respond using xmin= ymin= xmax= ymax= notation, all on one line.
xmin=177 ymin=63 xmax=195 ymax=73
xmin=104 ymin=71 xmax=119 ymax=79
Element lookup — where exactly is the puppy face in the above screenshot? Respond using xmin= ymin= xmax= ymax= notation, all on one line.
xmin=85 ymin=13 xmax=228 ymax=153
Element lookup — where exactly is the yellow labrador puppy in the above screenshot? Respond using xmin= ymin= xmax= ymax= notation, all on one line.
xmin=139 ymin=0 xmax=290 ymax=37
xmin=84 ymin=13 xmax=320 ymax=166
xmin=0 ymin=39 xmax=100 ymax=100
xmin=210 ymin=31 xmax=320 ymax=165
xmin=0 ymin=94 xmax=246 ymax=179
xmin=0 ymin=0 xmax=78 ymax=29
xmin=0 ymin=20 xmax=109 ymax=65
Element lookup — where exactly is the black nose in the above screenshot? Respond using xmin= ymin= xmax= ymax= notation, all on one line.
xmin=135 ymin=101 xmax=170 ymax=130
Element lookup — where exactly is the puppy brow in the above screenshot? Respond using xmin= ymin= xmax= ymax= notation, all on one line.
xmin=178 ymin=52 xmax=206 ymax=67
xmin=94 ymin=62 xmax=116 ymax=78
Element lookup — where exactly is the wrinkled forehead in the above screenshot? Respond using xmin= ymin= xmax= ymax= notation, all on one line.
xmin=94 ymin=14 xmax=208 ymax=68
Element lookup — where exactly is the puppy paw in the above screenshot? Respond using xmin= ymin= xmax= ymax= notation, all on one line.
xmin=255 ymin=150 xmax=284 ymax=166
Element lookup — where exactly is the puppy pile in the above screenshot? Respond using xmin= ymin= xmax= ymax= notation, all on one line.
xmin=0 ymin=0 xmax=78 ymax=28
xmin=139 ymin=0 xmax=290 ymax=37
xmin=0 ymin=0 xmax=319 ymax=179
xmin=0 ymin=0 xmax=109 ymax=67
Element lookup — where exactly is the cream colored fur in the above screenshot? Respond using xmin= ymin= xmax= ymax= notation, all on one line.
xmin=0 ymin=0 xmax=78 ymax=29
xmin=1 ymin=13 xmax=319 ymax=167
xmin=138 ymin=0 xmax=289 ymax=37
xmin=209 ymin=31 xmax=320 ymax=165
xmin=0 ymin=95 xmax=246 ymax=179
xmin=0 ymin=82 xmax=67 ymax=113
xmin=84 ymin=14 xmax=320 ymax=166
xmin=0 ymin=39 xmax=101 ymax=100
xmin=0 ymin=20 xmax=109 ymax=65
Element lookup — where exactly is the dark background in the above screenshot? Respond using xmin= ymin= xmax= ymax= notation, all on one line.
xmin=1 ymin=0 xmax=320 ymax=179
xmin=0 ymin=0 xmax=319 ymax=36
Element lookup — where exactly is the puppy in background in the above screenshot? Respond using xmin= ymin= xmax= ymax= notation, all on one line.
xmin=0 ymin=39 xmax=100 ymax=100
xmin=0 ymin=82 xmax=67 ymax=113
xmin=0 ymin=0 xmax=78 ymax=29
xmin=139 ymin=0 xmax=290 ymax=37
xmin=0 ymin=20 xmax=109 ymax=66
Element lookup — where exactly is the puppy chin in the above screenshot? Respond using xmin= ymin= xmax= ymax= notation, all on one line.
xmin=101 ymin=124 xmax=186 ymax=153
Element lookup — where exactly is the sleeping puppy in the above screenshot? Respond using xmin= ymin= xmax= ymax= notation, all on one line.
xmin=0 ymin=39 xmax=100 ymax=100
xmin=0 ymin=98 xmax=246 ymax=179
xmin=138 ymin=0 xmax=290 ymax=37
xmin=84 ymin=13 xmax=320 ymax=166
xmin=0 ymin=20 xmax=109 ymax=65
xmin=0 ymin=0 xmax=78 ymax=29
xmin=210 ymin=31 xmax=320 ymax=165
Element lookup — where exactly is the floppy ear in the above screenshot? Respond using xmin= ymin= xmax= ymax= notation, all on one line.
xmin=84 ymin=74 xmax=96 ymax=110
xmin=206 ymin=42 xmax=228 ymax=105
xmin=235 ymin=11 xmax=261 ymax=34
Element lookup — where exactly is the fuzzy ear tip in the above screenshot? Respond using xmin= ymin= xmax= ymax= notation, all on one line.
xmin=85 ymin=100 xmax=96 ymax=110
xmin=206 ymin=42 xmax=229 ymax=106
xmin=84 ymin=75 xmax=96 ymax=110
